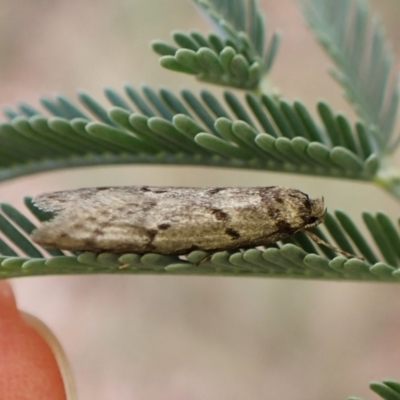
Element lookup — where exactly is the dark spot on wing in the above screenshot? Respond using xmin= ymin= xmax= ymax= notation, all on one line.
xmin=303 ymin=194 xmax=311 ymax=210
xmin=145 ymin=244 xmax=156 ymax=252
xmin=258 ymin=186 xmax=279 ymax=204
xmin=273 ymin=192 xmax=284 ymax=204
xmin=45 ymin=192 xmax=63 ymax=200
xmin=225 ymin=227 xmax=240 ymax=240
xmin=147 ymin=229 xmax=158 ymax=242
xmin=158 ymin=223 xmax=171 ymax=230
xmin=84 ymin=238 xmax=96 ymax=248
xmin=143 ymin=229 xmax=158 ymax=252
xmin=288 ymin=190 xmax=310 ymax=215
xmin=276 ymin=220 xmax=295 ymax=234
xmin=207 ymin=188 xmax=223 ymax=195
xmin=211 ymin=208 xmax=228 ymax=221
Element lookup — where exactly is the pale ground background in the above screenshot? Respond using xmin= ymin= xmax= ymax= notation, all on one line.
xmin=1 ymin=0 xmax=400 ymax=399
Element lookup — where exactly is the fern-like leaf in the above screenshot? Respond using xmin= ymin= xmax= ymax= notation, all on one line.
xmin=152 ymin=0 xmax=279 ymax=89
xmin=0 ymin=86 xmax=381 ymax=185
xmin=1 ymin=199 xmax=400 ymax=281
xmin=298 ymin=0 xmax=400 ymax=152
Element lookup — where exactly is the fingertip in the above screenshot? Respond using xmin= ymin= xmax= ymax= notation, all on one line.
xmin=0 ymin=281 xmax=18 ymax=318
xmin=23 ymin=313 xmax=77 ymax=400
xmin=0 ymin=280 xmax=75 ymax=399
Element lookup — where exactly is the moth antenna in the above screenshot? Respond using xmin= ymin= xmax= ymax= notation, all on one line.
xmin=305 ymin=231 xmax=362 ymax=260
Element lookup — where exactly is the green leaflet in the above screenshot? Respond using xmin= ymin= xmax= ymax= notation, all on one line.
xmin=0 ymin=87 xmax=380 ymax=183
xmin=152 ymin=0 xmax=280 ymax=89
xmin=299 ymin=0 xmax=400 ymax=153
xmin=1 ymin=201 xmax=400 ymax=282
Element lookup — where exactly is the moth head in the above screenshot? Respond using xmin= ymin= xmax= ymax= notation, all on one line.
xmin=304 ymin=196 xmax=326 ymax=229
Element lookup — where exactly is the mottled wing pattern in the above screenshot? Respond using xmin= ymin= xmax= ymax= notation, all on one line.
xmin=31 ymin=186 xmax=324 ymax=254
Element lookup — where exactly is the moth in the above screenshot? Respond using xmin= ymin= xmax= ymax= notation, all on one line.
xmin=31 ymin=186 xmax=326 ymax=255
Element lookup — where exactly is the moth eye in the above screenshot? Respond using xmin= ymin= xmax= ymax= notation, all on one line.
xmin=308 ymin=216 xmax=319 ymax=224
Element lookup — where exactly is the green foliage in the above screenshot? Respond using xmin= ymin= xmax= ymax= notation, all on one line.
xmin=152 ymin=0 xmax=279 ymax=89
xmin=349 ymin=379 xmax=400 ymax=400
xmin=0 ymin=87 xmax=380 ymax=183
xmin=1 ymin=0 xmax=399 ymax=290
xmin=0 ymin=0 xmax=398 ymax=297
xmin=2 ymin=200 xmax=400 ymax=281
xmin=0 ymin=7 xmax=397 ymax=278
xmin=298 ymin=0 xmax=400 ymax=153
xmin=2 ymin=0 xmax=400 ymax=395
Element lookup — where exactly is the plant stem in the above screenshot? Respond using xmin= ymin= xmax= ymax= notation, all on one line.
xmin=374 ymin=158 xmax=400 ymax=201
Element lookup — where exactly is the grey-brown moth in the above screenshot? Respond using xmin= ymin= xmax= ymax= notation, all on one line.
xmin=31 ymin=186 xmax=326 ymax=255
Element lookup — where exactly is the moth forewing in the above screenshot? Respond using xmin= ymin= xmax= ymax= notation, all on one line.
xmin=31 ymin=186 xmax=326 ymax=255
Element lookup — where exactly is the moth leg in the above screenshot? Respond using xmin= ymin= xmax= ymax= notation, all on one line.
xmin=305 ymin=231 xmax=362 ymax=260
xmin=195 ymin=253 xmax=213 ymax=266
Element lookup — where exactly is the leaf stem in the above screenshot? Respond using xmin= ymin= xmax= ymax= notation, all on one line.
xmin=374 ymin=157 xmax=400 ymax=201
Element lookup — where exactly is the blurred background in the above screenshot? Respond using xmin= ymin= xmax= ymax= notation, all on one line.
xmin=1 ymin=0 xmax=400 ymax=399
